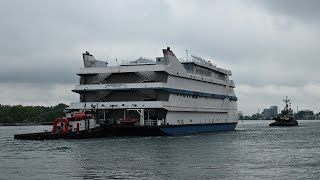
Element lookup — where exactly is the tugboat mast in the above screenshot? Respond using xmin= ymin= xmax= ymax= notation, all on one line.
xmin=283 ymin=96 xmax=290 ymax=110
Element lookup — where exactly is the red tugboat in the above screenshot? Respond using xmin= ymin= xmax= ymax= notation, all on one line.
xmin=269 ymin=96 xmax=298 ymax=126
xmin=14 ymin=112 xmax=105 ymax=140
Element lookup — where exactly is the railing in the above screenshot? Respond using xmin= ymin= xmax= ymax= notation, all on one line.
xmin=121 ymin=57 xmax=156 ymax=65
xmin=179 ymin=56 xmax=216 ymax=67
xmin=145 ymin=119 xmax=164 ymax=126
xmin=102 ymin=118 xmax=164 ymax=126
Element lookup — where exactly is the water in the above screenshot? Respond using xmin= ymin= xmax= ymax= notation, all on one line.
xmin=1 ymin=120 xmax=320 ymax=179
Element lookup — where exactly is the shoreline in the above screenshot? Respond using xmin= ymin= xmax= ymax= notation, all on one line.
xmin=0 ymin=122 xmax=53 ymax=126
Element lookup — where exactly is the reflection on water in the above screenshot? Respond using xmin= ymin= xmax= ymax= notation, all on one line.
xmin=1 ymin=120 xmax=320 ymax=179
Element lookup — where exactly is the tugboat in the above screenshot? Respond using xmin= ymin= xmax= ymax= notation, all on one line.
xmin=269 ymin=96 xmax=298 ymax=126
xmin=14 ymin=111 xmax=106 ymax=140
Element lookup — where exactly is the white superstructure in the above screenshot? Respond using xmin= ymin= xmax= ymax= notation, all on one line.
xmin=68 ymin=47 xmax=238 ymax=127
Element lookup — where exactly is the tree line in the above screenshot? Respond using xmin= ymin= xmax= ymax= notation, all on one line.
xmin=240 ymin=110 xmax=319 ymax=120
xmin=0 ymin=103 xmax=68 ymax=123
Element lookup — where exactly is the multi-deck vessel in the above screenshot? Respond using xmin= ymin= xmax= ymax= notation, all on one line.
xmin=14 ymin=47 xmax=238 ymax=139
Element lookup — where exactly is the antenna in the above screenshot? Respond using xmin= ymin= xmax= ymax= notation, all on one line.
xmin=283 ymin=96 xmax=290 ymax=104
xmin=116 ymin=58 xmax=120 ymax=72
xmin=283 ymin=96 xmax=290 ymax=109
xmin=186 ymin=49 xmax=189 ymax=61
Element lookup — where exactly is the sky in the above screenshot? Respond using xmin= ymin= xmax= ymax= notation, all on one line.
xmin=1 ymin=0 xmax=320 ymax=115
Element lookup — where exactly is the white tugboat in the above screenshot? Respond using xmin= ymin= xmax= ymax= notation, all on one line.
xmin=269 ymin=96 xmax=298 ymax=126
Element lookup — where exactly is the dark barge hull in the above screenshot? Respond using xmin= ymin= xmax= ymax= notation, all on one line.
xmin=14 ymin=126 xmax=107 ymax=140
xmin=14 ymin=122 xmax=238 ymax=140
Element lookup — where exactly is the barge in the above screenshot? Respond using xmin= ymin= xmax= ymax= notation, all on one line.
xmin=15 ymin=47 xmax=238 ymax=139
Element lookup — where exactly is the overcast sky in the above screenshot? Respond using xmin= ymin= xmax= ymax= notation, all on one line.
xmin=1 ymin=0 xmax=320 ymax=115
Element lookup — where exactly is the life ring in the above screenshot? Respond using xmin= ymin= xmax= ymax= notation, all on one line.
xmin=52 ymin=118 xmax=69 ymax=133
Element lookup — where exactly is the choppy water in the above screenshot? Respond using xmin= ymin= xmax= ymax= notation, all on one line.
xmin=1 ymin=120 xmax=320 ymax=179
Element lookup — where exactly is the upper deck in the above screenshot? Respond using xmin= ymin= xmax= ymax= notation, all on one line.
xmin=78 ymin=47 xmax=233 ymax=85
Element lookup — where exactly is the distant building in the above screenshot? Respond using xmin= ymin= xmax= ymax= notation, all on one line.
xmin=270 ymin=106 xmax=278 ymax=118
xmin=296 ymin=110 xmax=315 ymax=119
xmin=263 ymin=108 xmax=271 ymax=119
xmin=261 ymin=106 xmax=278 ymax=119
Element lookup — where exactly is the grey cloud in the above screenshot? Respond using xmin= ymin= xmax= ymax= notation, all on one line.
xmin=257 ymin=0 xmax=320 ymax=21
xmin=0 ymin=82 xmax=78 ymax=106
xmin=1 ymin=0 xmax=320 ymax=113
xmin=0 ymin=51 xmax=80 ymax=84
xmin=0 ymin=65 xmax=78 ymax=84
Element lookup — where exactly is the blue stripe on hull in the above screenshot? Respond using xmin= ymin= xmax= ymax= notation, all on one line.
xmin=160 ymin=123 xmax=237 ymax=136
